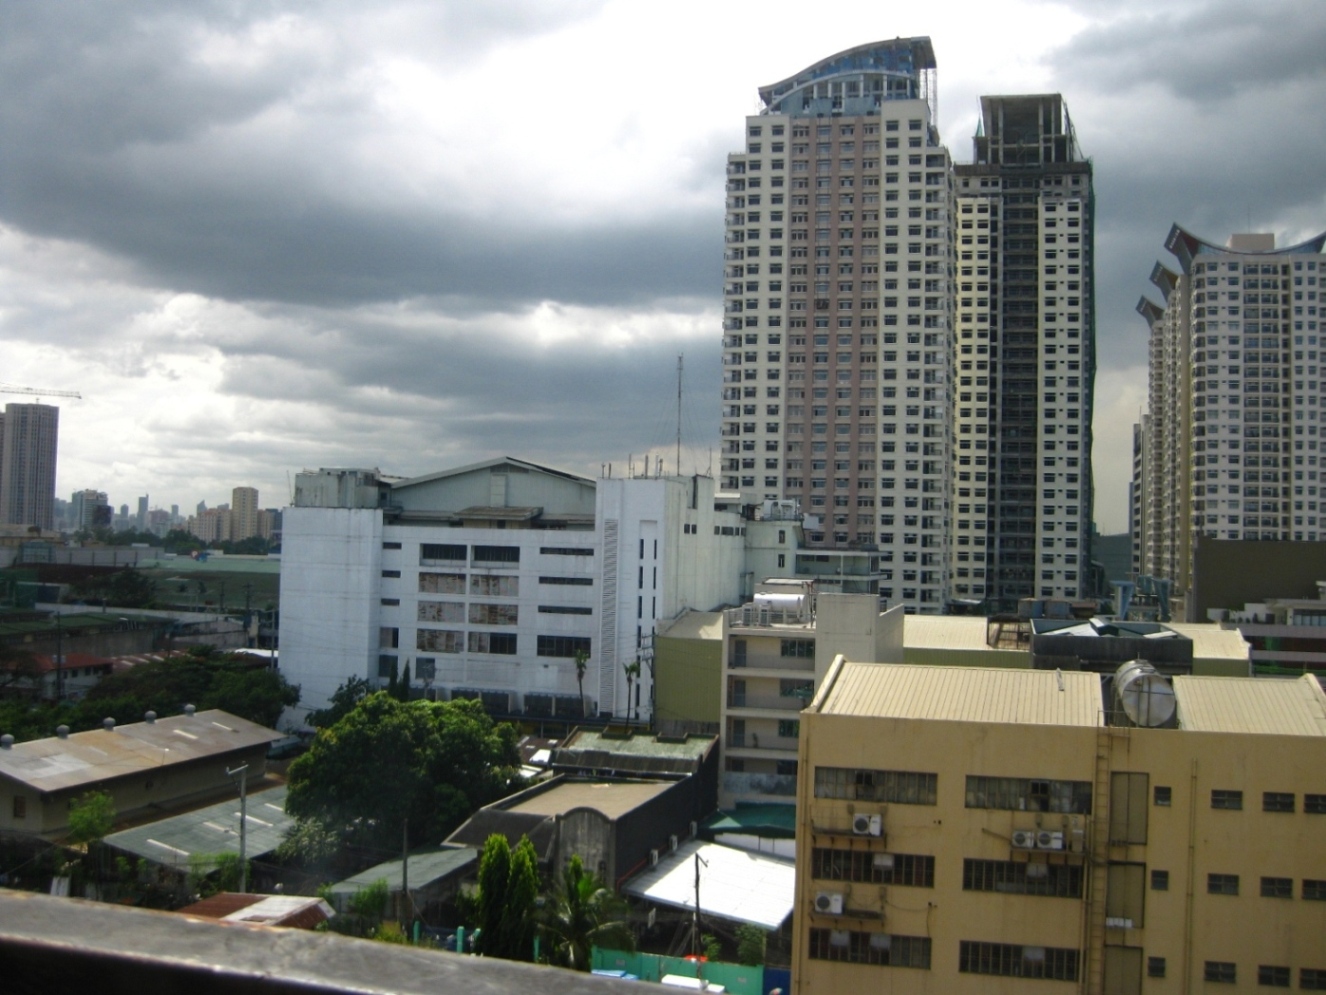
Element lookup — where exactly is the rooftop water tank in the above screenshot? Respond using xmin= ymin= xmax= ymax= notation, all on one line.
xmin=1115 ymin=660 xmax=1176 ymax=728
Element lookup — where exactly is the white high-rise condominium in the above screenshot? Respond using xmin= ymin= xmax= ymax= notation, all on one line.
xmin=1134 ymin=227 xmax=1326 ymax=594
xmin=952 ymin=95 xmax=1095 ymax=607
xmin=722 ymin=38 xmax=955 ymax=613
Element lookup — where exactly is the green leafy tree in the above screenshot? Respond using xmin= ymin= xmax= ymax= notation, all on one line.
xmin=396 ymin=662 xmax=412 ymax=701
xmin=308 ymin=676 xmax=374 ymax=728
xmin=67 ymin=790 xmax=116 ymax=846
xmin=736 ymin=923 xmax=768 ymax=966
xmin=285 ymin=694 xmax=519 ymax=852
xmin=475 ymin=834 xmax=539 ymax=961
xmin=540 ymin=855 xmax=634 ymax=971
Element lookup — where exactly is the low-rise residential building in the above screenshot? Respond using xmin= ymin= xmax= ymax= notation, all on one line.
xmin=792 ymin=661 xmax=1326 ymax=993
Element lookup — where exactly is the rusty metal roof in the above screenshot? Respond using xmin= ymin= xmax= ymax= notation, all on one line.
xmin=0 ymin=709 xmax=281 ymax=793
xmin=814 ymin=661 xmax=1103 ymax=727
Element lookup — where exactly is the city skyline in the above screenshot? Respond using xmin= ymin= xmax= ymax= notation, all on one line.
xmin=2 ymin=1 xmax=1324 ymax=529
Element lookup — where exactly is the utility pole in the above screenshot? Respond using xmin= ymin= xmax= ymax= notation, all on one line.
xmin=54 ymin=612 xmax=63 ymax=701
xmin=227 ymin=764 xmax=249 ymax=892
xmin=691 ymin=850 xmax=708 ymax=959
xmin=402 ymin=817 xmax=409 ymax=926
xmin=676 ymin=354 xmax=683 ymax=477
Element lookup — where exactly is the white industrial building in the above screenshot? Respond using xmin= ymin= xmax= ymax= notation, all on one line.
xmin=279 ymin=458 xmax=795 ymax=728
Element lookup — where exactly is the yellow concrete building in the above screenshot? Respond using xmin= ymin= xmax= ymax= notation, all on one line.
xmin=792 ymin=661 xmax=1326 ymax=993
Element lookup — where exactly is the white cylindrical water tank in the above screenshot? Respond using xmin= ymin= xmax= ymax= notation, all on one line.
xmin=1115 ymin=660 xmax=1176 ymax=727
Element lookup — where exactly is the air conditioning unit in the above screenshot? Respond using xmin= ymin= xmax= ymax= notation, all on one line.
xmin=649 ymin=849 xmax=660 ymax=867
xmin=1011 ymin=829 xmax=1038 ymax=849
xmin=669 ymin=834 xmax=679 ymax=852
xmin=852 ymin=813 xmax=882 ymax=836
xmin=1037 ymin=830 xmax=1065 ymax=850
xmin=814 ymin=892 xmax=844 ymax=915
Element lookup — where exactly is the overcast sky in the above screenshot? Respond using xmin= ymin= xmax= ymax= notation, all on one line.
xmin=2 ymin=0 xmax=1324 ymax=533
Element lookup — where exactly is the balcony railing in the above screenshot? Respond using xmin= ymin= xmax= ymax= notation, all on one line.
xmin=727 ymin=692 xmax=808 ymax=712
xmin=722 ymin=771 xmax=797 ymax=798
xmin=727 ymin=733 xmax=801 ymax=752
xmin=728 ymin=654 xmax=814 ymax=673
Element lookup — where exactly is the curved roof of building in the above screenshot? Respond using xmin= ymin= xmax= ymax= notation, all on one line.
xmin=1165 ymin=224 xmax=1326 ymax=273
xmin=758 ymin=37 xmax=936 ymax=108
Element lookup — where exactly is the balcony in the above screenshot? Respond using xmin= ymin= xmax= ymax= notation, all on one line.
xmin=722 ymin=771 xmax=797 ymax=799
xmin=727 ymin=691 xmax=808 ymax=712
xmin=728 ymin=653 xmax=814 ymax=673
xmin=728 ymin=732 xmax=800 ymax=753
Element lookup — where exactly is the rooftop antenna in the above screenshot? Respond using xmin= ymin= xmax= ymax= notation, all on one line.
xmin=676 ymin=354 xmax=683 ymax=476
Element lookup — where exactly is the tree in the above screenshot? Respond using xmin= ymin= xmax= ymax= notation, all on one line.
xmin=475 ymin=834 xmax=538 ymax=961
xmin=285 ymin=694 xmax=520 ymax=852
xmin=396 ymin=662 xmax=412 ymax=701
xmin=540 ymin=855 xmax=634 ymax=970
xmin=308 ymin=676 xmax=373 ymax=728
xmin=67 ymin=790 xmax=115 ymax=846
xmin=622 ymin=658 xmax=642 ymax=728
xmin=736 ymin=924 xmax=768 ymax=965
xmin=573 ymin=649 xmax=589 ymax=719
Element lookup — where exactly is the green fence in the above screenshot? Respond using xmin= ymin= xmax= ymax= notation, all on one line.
xmin=592 ymin=949 xmax=764 ymax=995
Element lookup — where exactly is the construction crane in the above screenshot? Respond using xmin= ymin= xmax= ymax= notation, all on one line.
xmin=0 ymin=383 xmax=82 ymax=403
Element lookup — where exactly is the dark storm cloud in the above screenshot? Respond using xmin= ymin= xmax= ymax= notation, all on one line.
xmin=1048 ymin=0 xmax=1326 ymax=102
xmin=1 ymin=0 xmax=713 ymax=312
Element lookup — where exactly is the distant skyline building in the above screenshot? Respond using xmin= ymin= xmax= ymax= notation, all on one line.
xmin=1133 ymin=228 xmax=1325 ymax=595
xmin=70 ymin=488 xmax=111 ymax=530
xmin=721 ymin=39 xmax=1093 ymax=612
xmin=0 ymin=402 xmax=60 ymax=530
xmin=136 ymin=495 xmax=148 ymax=531
xmin=951 ymin=94 xmax=1095 ymax=605
xmin=231 ymin=486 xmax=259 ymax=542
xmin=721 ymin=38 xmax=955 ymax=613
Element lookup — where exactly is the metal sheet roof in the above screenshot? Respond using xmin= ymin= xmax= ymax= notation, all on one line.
xmin=903 ymin=615 xmax=1003 ymax=652
xmin=815 ymin=662 xmax=1103 ymax=727
xmin=1173 ymin=674 xmax=1326 ymax=736
xmin=0 ymin=709 xmax=281 ymax=794
xmin=104 ymin=785 xmax=293 ymax=872
xmin=1165 ymin=624 xmax=1251 ymax=664
xmin=505 ymin=779 xmax=675 ymax=821
xmin=328 ymin=846 xmax=477 ymax=898
xmin=621 ymin=841 xmax=794 ymax=930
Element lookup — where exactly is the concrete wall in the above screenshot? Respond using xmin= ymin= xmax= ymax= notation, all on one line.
xmin=1188 ymin=538 xmax=1326 ymax=622
xmin=654 ymin=633 xmax=721 ymax=730
xmin=278 ymin=507 xmax=382 ymax=724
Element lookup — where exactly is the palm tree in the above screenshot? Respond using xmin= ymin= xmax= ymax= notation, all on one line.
xmin=540 ymin=855 xmax=634 ymax=970
xmin=573 ymin=649 xmax=589 ymax=719
xmin=622 ymin=658 xmax=641 ymax=729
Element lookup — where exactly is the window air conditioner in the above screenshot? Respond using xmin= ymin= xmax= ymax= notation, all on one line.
xmin=1037 ymin=830 xmax=1065 ymax=850
xmin=852 ymin=813 xmax=882 ymax=836
xmin=814 ymin=892 xmax=844 ymax=915
xmin=1011 ymin=829 xmax=1037 ymax=849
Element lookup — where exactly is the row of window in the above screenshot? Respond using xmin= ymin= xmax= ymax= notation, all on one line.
xmin=410 ymin=631 xmax=591 ymax=658
xmin=1202 ymin=873 xmax=1325 ymax=900
xmin=1182 ymin=962 xmax=1326 ymax=988
xmin=414 ymin=573 xmax=590 ymax=596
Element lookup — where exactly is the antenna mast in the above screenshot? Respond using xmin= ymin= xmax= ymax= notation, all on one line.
xmin=676 ymin=355 xmax=683 ymax=476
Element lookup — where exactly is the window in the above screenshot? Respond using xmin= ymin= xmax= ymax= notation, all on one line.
xmin=381 ymin=569 xmax=401 ymax=578
xmin=1261 ymin=877 xmax=1293 ymax=898
xmin=780 ymin=638 xmax=814 ymax=657
xmin=540 ymin=546 xmax=593 ymax=557
xmin=540 ymin=576 xmax=593 ymax=586
xmin=1151 ymin=869 xmax=1169 ymax=891
xmin=815 ymin=767 xmax=937 ymax=805
xmin=1307 ymin=794 xmax=1326 ymax=814
xmin=417 ymin=629 xmax=463 ymax=653
xmin=469 ymin=603 xmax=518 ymax=625
xmin=808 ymin=930 xmax=930 ymax=968
xmin=382 ymin=541 xmax=402 ymax=550
xmin=778 ymin=719 xmax=800 ymax=739
xmin=472 ymin=575 xmax=519 ymax=597
xmin=815 ymin=849 xmax=934 ymax=887
xmin=419 ymin=572 xmax=465 ymax=594
xmin=1204 ymin=961 xmax=1236 ymax=984
xmin=1263 ymin=792 xmax=1295 ymax=813
xmin=1303 ymin=969 xmax=1326 ymax=990
xmin=1207 ymin=873 xmax=1239 ymax=895
xmin=537 ymin=635 xmax=592 ymax=658
xmin=421 ymin=543 xmax=466 ymax=562
xmin=418 ymin=601 xmax=464 ymax=623
xmin=1304 ymin=879 xmax=1326 ymax=900
xmin=1148 ymin=957 xmax=1166 ymax=979
xmin=379 ymin=627 xmax=398 ymax=649
xmin=966 ymin=776 xmax=1092 ymax=814
xmin=380 ymin=598 xmax=400 ymax=606
xmin=472 ymin=545 xmax=519 ymax=564
xmin=959 ymin=942 xmax=1079 ymax=981
xmin=1211 ymin=789 xmax=1243 ymax=810
xmin=376 ymin=655 xmax=397 ymax=677
xmin=1106 ymin=863 xmax=1146 ymax=927
xmin=468 ymin=632 xmax=518 ymax=654
xmin=1110 ymin=772 xmax=1149 ymax=843
xmin=962 ymin=860 xmax=1082 ymax=898
xmin=538 ymin=605 xmax=593 ymax=615
xmin=1153 ymin=785 xmax=1172 ymax=806
xmin=12 ymin=796 xmax=25 ymax=820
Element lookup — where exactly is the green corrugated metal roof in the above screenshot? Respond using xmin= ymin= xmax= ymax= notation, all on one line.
xmin=328 ymin=846 xmax=477 ymax=897
xmin=703 ymin=803 xmax=796 ymax=839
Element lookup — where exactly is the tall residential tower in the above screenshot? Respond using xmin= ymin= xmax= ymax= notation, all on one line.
xmin=0 ymin=403 xmax=60 ymax=530
xmin=952 ymin=95 xmax=1095 ymax=606
xmin=722 ymin=38 xmax=956 ymax=613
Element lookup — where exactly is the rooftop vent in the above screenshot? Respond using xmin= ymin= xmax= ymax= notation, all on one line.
xmin=144 ymin=711 xmax=157 ymax=724
xmin=0 ymin=734 xmax=13 ymax=750
xmin=56 ymin=725 xmax=70 ymax=739
xmin=184 ymin=704 xmax=196 ymax=716
xmin=103 ymin=718 xmax=116 ymax=731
